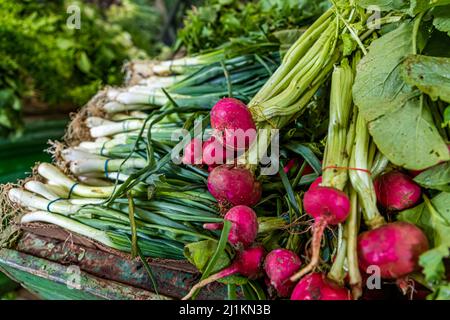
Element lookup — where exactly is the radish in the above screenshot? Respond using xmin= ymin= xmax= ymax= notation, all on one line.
xmin=207 ymin=165 xmax=262 ymax=207
xmin=290 ymin=273 xmax=351 ymax=300
xmin=203 ymin=206 xmax=258 ymax=249
xmin=374 ymin=171 xmax=422 ymax=211
xmin=309 ymin=176 xmax=323 ymax=191
xmin=210 ymin=98 xmax=257 ymax=151
xmin=202 ymin=136 xmax=231 ymax=168
xmin=182 ymin=245 xmax=265 ymax=300
xmin=290 ymin=187 xmax=350 ymax=282
xmin=182 ymin=138 xmax=203 ymax=165
xmin=357 ymin=221 xmax=429 ymax=279
xmin=264 ymin=249 xmax=302 ymax=297
xmin=283 ymin=159 xmax=297 ymax=174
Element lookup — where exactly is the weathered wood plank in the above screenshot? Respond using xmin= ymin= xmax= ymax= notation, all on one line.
xmin=15 ymin=232 xmax=236 ymax=300
xmin=0 ymin=248 xmax=169 ymax=300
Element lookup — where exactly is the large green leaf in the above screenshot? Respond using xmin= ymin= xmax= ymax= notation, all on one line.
xmin=433 ymin=5 xmax=450 ymax=36
xmin=402 ymin=55 xmax=450 ymax=103
xmin=398 ymin=192 xmax=450 ymax=285
xmin=414 ymin=162 xmax=450 ymax=191
xmin=353 ymin=22 xmax=449 ymax=170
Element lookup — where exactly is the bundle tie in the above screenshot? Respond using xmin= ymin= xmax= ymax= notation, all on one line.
xmin=67 ymin=183 xmax=79 ymax=199
xmin=104 ymin=159 xmax=111 ymax=178
xmin=47 ymin=198 xmax=63 ymax=213
xmin=47 ymin=183 xmax=79 ymax=213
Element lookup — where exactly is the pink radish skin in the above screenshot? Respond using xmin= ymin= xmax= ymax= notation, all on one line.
xmin=290 ymin=273 xmax=351 ymax=300
xmin=374 ymin=171 xmax=422 ymax=211
xmin=357 ymin=221 xmax=429 ymax=279
xmin=225 ymin=206 xmax=259 ymax=248
xmin=309 ymin=176 xmax=323 ymax=191
xmin=290 ymin=187 xmax=350 ymax=282
xmin=203 ymin=206 xmax=258 ymax=249
xmin=303 ymin=187 xmax=350 ymax=225
xmin=210 ymin=98 xmax=257 ymax=151
xmin=182 ymin=138 xmax=203 ymax=165
xmin=202 ymin=136 xmax=232 ymax=167
xmin=207 ymin=165 xmax=262 ymax=206
xmin=283 ymin=159 xmax=297 ymax=174
xmin=264 ymin=249 xmax=302 ymax=297
xmin=182 ymin=246 xmax=265 ymax=300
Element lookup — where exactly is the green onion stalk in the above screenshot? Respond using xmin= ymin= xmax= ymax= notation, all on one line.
xmin=238 ymin=3 xmax=364 ymax=170
xmin=102 ymin=53 xmax=279 ymax=114
xmin=349 ymin=112 xmax=386 ymax=230
xmin=325 ymin=60 xmax=357 ymax=285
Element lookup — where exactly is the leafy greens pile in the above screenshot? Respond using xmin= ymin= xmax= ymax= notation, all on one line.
xmin=0 ymin=0 xmax=163 ymax=138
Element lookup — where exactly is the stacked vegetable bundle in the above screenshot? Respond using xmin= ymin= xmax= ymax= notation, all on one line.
xmin=1 ymin=0 xmax=450 ymax=300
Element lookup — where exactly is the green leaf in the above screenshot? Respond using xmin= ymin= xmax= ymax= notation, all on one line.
xmin=414 ymin=162 xmax=450 ymax=191
xmin=356 ymin=0 xmax=450 ymax=15
xmin=443 ymin=105 xmax=450 ymax=127
xmin=355 ymin=0 xmax=411 ymax=12
xmin=398 ymin=193 xmax=450 ymax=285
xmin=428 ymin=283 xmax=450 ymax=299
xmin=433 ymin=5 xmax=450 ymax=36
xmin=402 ymin=55 xmax=450 ymax=103
xmin=184 ymin=240 xmax=231 ymax=274
xmin=76 ymin=51 xmax=92 ymax=74
xmin=341 ymin=33 xmax=358 ymax=57
xmin=353 ymin=22 xmax=449 ymax=170
xmin=419 ymin=246 xmax=449 ymax=283
xmin=183 ymin=225 xmax=248 ymax=288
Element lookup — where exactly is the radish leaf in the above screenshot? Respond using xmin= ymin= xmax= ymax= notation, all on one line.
xmin=353 ymin=22 xmax=449 ymax=170
xmin=402 ymin=54 xmax=450 ymax=103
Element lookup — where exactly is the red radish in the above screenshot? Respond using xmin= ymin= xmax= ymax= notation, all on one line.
xmin=182 ymin=138 xmax=203 ymax=165
xmin=203 ymin=206 xmax=258 ymax=248
xmin=374 ymin=171 xmax=422 ymax=211
xmin=264 ymin=249 xmax=302 ymax=297
xmin=290 ymin=187 xmax=350 ymax=282
xmin=357 ymin=221 xmax=429 ymax=279
xmin=290 ymin=273 xmax=351 ymax=300
xmin=283 ymin=159 xmax=316 ymax=175
xmin=283 ymin=159 xmax=297 ymax=174
xmin=182 ymin=246 xmax=265 ymax=300
xmin=207 ymin=165 xmax=262 ymax=207
xmin=309 ymin=176 xmax=323 ymax=191
xmin=210 ymin=98 xmax=257 ymax=151
xmin=202 ymin=136 xmax=233 ymax=168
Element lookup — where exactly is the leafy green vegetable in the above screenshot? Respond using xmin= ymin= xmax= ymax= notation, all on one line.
xmin=399 ymin=192 xmax=450 ymax=298
xmin=433 ymin=4 xmax=450 ymax=36
xmin=0 ymin=0 xmax=165 ymax=137
xmin=402 ymin=54 xmax=450 ymax=103
xmin=353 ymin=22 xmax=449 ymax=170
xmin=178 ymin=0 xmax=330 ymax=53
xmin=414 ymin=162 xmax=450 ymax=191
xmin=356 ymin=0 xmax=450 ymax=15
xmin=183 ymin=239 xmax=248 ymax=285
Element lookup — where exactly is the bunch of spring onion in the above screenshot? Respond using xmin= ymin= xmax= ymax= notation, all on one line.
xmin=102 ymin=52 xmax=280 ymax=115
xmin=4 ymin=48 xmax=285 ymax=261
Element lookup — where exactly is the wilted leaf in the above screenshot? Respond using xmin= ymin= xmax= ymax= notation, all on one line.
xmin=402 ymin=54 xmax=450 ymax=103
